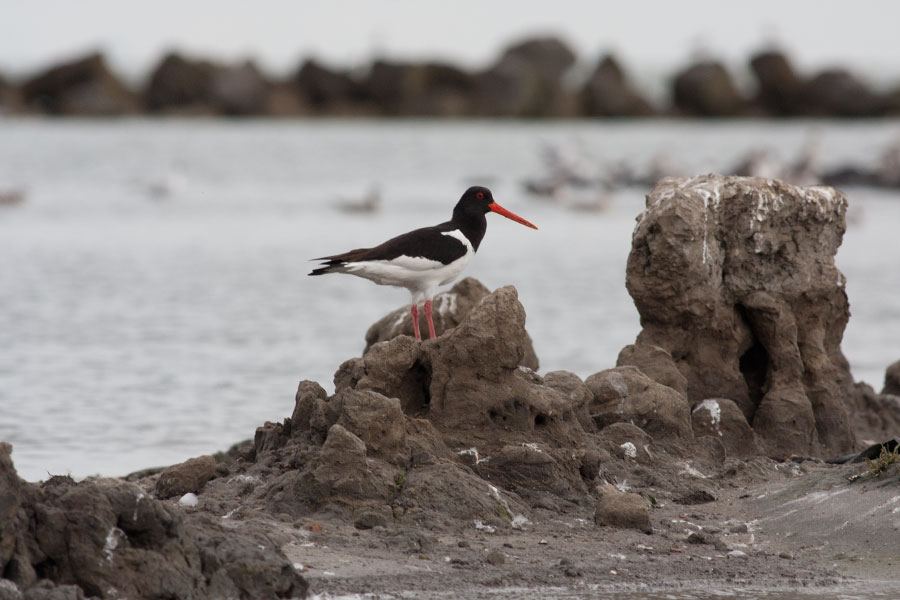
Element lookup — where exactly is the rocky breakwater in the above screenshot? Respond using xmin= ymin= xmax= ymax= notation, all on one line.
xmin=624 ymin=174 xmax=900 ymax=458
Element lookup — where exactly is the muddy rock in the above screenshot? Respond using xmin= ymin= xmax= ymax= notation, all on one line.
xmin=579 ymin=54 xmax=654 ymax=117
xmin=616 ymin=343 xmax=688 ymax=397
xmin=401 ymin=461 xmax=530 ymax=527
xmin=0 ymin=444 xmax=307 ymax=600
xmin=584 ymin=366 xmax=693 ymax=440
xmin=354 ymin=510 xmax=388 ymax=530
xmin=672 ymin=61 xmax=746 ymax=116
xmin=364 ymin=278 xmax=539 ymax=371
xmin=421 ymin=287 xmax=580 ymax=448
xmin=291 ymin=380 xmax=329 ymax=436
xmin=627 ymin=175 xmax=856 ymax=457
xmin=676 ymin=489 xmax=718 ymax=506
xmin=475 ymin=443 xmax=585 ymax=505
xmin=541 ymin=370 xmax=594 ymax=432
xmin=883 ymin=359 xmax=900 ymax=396
xmin=21 ymin=52 xmax=138 ymax=115
xmin=691 ymin=399 xmax=760 ymax=458
xmin=334 ymin=390 xmax=409 ymax=466
xmin=598 ymin=423 xmax=653 ymax=463
xmin=1 ymin=444 xmax=21 ymax=570
xmin=350 ymin=336 xmax=428 ymax=414
xmin=846 ymin=382 xmax=900 ymax=443
xmin=273 ymin=423 xmax=398 ymax=512
xmin=254 ymin=419 xmax=292 ymax=457
xmin=593 ymin=484 xmax=652 ymax=533
xmin=154 ymin=455 xmax=218 ymax=499
xmin=8 ymin=580 xmax=87 ymax=600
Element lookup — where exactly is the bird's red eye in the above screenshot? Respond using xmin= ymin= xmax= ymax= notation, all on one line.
xmin=476 ymin=191 xmax=485 ymax=199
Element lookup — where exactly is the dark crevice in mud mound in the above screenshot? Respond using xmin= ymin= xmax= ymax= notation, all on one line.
xmin=488 ymin=399 xmax=532 ymax=429
xmin=400 ymin=359 xmax=431 ymax=417
xmin=736 ymin=304 xmax=770 ymax=419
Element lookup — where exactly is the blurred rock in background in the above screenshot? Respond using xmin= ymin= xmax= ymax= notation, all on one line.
xmin=3 ymin=37 xmax=900 ymax=118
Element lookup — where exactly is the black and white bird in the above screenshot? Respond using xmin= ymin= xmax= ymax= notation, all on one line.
xmin=309 ymin=186 xmax=537 ymax=340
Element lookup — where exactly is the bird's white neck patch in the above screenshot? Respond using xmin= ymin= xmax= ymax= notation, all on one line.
xmin=442 ymin=229 xmax=474 ymax=253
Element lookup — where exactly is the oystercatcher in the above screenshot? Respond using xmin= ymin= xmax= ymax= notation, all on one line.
xmin=309 ymin=186 xmax=537 ymax=340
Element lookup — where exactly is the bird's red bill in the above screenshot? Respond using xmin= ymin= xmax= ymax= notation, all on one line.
xmin=489 ymin=202 xmax=538 ymax=229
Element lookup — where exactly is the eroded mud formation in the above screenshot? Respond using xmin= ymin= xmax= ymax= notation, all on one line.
xmin=626 ymin=175 xmax=863 ymax=456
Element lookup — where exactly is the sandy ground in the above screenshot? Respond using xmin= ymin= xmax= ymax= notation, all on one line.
xmin=221 ymin=458 xmax=900 ymax=598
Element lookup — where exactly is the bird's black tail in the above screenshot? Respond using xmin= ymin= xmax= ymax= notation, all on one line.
xmin=308 ymin=263 xmax=339 ymax=276
xmin=308 ymin=247 xmax=370 ymax=276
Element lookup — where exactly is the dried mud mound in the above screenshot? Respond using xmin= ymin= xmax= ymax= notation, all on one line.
xmin=0 ymin=443 xmax=307 ymax=600
xmin=231 ymin=286 xmax=591 ymax=524
xmin=198 ymin=285 xmax=728 ymax=536
xmin=625 ymin=175 xmax=874 ymax=457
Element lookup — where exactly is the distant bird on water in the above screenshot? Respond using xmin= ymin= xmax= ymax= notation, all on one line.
xmin=309 ymin=186 xmax=538 ymax=340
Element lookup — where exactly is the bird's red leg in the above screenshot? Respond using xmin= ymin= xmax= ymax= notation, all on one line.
xmin=424 ymin=300 xmax=437 ymax=339
xmin=410 ymin=303 xmax=421 ymax=340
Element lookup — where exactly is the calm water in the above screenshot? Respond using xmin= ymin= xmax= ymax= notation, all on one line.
xmin=1 ymin=119 xmax=899 ymax=481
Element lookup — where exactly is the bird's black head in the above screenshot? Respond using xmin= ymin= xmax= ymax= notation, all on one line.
xmin=458 ymin=186 xmax=495 ymax=213
xmin=453 ymin=186 xmax=538 ymax=229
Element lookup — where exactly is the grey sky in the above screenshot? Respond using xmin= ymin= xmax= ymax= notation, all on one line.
xmin=2 ymin=0 xmax=898 ymax=81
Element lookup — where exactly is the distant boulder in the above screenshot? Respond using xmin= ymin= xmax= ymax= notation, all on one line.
xmin=749 ymin=51 xmax=805 ymax=116
xmin=883 ymin=87 xmax=900 ymax=116
xmin=475 ymin=36 xmax=577 ymax=117
xmin=144 ymin=53 xmax=272 ymax=115
xmin=362 ymin=60 xmax=475 ymax=116
xmin=293 ymin=59 xmax=367 ymax=115
xmin=579 ymin=54 xmax=654 ymax=117
xmin=20 ymin=52 xmax=139 ymax=115
xmin=144 ymin=52 xmax=218 ymax=114
xmin=209 ymin=60 xmax=270 ymax=115
xmin=672 ymin=61 xmax=746 ymax=116
xmin=799 ymin=69 xmax=882 ymax=116
xmin=0 ymin=72 xmax=22 ymax=113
